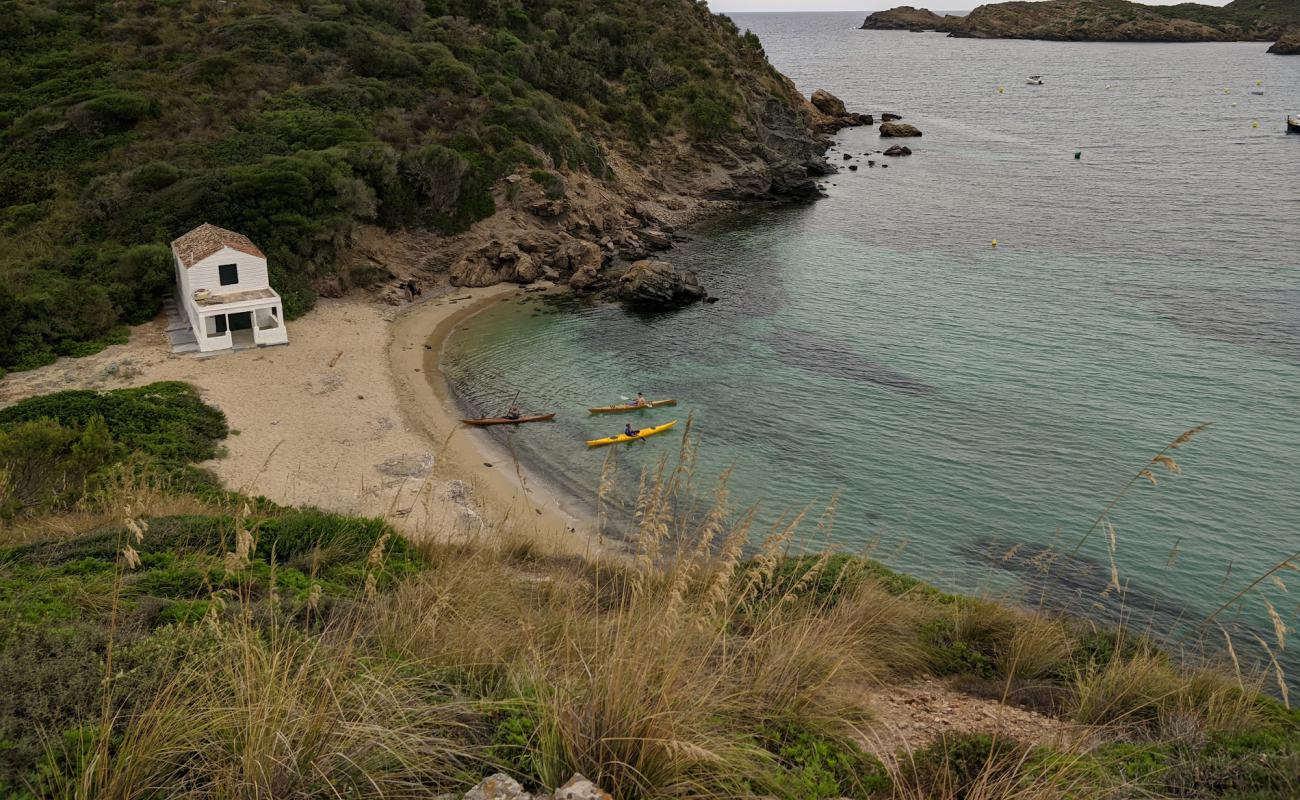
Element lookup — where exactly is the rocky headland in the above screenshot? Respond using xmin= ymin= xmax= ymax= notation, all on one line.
xmin=358 ymin=84 xmax=878 ymax=307
xmin=1268 ymin=26 xmax=1300 ymax=52
xmin=862 ymin=0 xmax=1298 ymax=50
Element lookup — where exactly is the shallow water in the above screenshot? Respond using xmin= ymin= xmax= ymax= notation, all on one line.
xmin=445 ymin=15 xmax=1300 ymax=670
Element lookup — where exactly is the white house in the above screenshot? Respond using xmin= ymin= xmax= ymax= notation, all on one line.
xmin=170 ymin=223 xmax=288 ymax=352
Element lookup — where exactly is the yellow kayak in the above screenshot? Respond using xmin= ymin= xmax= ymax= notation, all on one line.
xmin=588 ymin=399 xmax=677 ymax=414
xmin=586 ymin=419 xmax=678 ymax=448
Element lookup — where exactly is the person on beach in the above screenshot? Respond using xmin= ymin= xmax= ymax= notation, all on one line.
xmin=624 ymin=423 xmax=640 ymax=437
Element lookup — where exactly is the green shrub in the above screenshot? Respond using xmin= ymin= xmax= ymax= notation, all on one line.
xmin=757 ymin=722 xmax=891 ymax=799
xmin=0 ymin=415 xmax=120 ymax=518
xmin=0 ymin=383 xmax=228 ymax=464
xmin=898 ymin=734 xmax=1029 ymax=799
xmin=684 ymin=96 xmax=734 ymax=140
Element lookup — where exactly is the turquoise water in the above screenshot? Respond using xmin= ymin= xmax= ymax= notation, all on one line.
xmin=445 ymin=17 xmax=1300 ymax=669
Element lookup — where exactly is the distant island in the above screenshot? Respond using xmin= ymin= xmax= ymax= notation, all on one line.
xmin=861 ymin=0 xmax=1300 ymax=51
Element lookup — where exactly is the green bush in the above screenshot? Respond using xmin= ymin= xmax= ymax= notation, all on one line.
xmin=0 ymin=383 xmax=228 ymax=464
xmin=898 ymin=734 xmax=1029 ymax=799
xmin=0 ymin=416 xmax=120 ymax=518
xmin=757 ymin=722 xmax=891 ymax=799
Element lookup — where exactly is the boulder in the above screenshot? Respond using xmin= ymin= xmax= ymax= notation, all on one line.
xmin=883 ymin=144 xmax=912 ymax=156
xmin=807 ymin=89 xmax=872 ymax=133
xmin=569 ymin=264 xmax=600 ymax=291
xmin=450 ymin=258 xmax=503 ymax=287
xmin=879 ymin=122 xmax=922 ymax=137
xmin=463 ymin=773 xmax=532 ymax=800
xmin=811 ymin=89 xmax=848 ymax=117
xmin=615 ymin=260 xmax=705 ymax=310
xmin=881 ymin=112 xmax=903 ymax=121
xmin=554 ymin=774 xmax=612 ymax=800
xmin=639 ymin=228 xmax=673 ymax=249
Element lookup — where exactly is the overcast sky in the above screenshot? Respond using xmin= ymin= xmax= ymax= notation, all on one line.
xmin=711 ymin=0 xmax=1229 ymax=10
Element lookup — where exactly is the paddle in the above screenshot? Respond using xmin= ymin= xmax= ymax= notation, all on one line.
xmin=502 ymin=389 xmax=521 ymax=419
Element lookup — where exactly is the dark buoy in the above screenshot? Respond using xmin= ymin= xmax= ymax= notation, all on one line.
xmin=1074 ymin=150 xmax=1081 ymax=160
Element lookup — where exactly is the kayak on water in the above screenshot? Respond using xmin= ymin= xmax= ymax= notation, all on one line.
xmin=588 ymin=399 xmax=677 ymax=414
xmin=462 ymin=413 xmax=556 ymax=426
xmin=586 ymin=419 xmax=678 ymax=447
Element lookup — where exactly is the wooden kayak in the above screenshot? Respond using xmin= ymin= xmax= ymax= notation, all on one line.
xmin=462 ymin=413 xmax=556 ymax=426
xmin=586 ymin=419 xmax=678 ymax=447
xmin=588 ymin=399 xmax=677 ymax=414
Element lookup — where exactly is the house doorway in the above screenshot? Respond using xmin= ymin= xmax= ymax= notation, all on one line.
xmin=228 ymin=311 xmax=255 ymax=348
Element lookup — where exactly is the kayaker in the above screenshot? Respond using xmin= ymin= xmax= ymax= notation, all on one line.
xmin=632 ymin=392 xmax=649 ymax=407
xmin=624 ymin=423 xmax=640 ymax=437
xmin=505 ymin=404 xmax=522 ymax=420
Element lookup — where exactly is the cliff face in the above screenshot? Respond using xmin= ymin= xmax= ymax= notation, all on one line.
xmin=862 ymin=0 xmax=1297 ymax=46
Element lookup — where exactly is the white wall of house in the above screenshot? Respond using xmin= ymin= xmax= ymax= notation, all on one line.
xmin=187 ymin=247 xmax=271 ymax=294
xmin=171 ymin=245 xmax=287 ymax=353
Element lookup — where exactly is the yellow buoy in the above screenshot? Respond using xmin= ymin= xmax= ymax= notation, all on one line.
xmin=1224 ymin=87 xmax=1231 ymax=94
xmin=997 ymin=86 xmax=1005 ymax=94
xmin=1256 ymin=79 xmax=1262 ymax=86
xmin=1252 ymin=119 xmax=1260 ymax=128
xmin=991 ymin=239 xmax=999 ymax=248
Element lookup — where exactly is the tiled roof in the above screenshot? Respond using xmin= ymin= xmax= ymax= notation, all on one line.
xmin=171 ymin=223 xmax=265 ymax=268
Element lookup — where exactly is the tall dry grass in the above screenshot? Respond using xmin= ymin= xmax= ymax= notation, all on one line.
xmin=28 ymin=421 xmax=1294 ymax=799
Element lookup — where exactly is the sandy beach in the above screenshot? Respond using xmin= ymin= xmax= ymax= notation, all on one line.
xmin=0 ymin=288 xmax=597 ymax=553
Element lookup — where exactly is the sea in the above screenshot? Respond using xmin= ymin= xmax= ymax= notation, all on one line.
xmin=444 ymin=14 xmax=1300 ymax=675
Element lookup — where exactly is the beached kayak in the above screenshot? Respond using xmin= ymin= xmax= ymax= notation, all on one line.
xmin=588 ymin=399 xmax=677 ymax=414
xmin=586 ymin=419 xmax=678 ymax=447
xmin=462 ymin=413 xmax=556 ymax=426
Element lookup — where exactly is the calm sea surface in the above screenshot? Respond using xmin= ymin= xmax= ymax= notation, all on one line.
xmin=445 ymin=15 xmax=1300 ymax=666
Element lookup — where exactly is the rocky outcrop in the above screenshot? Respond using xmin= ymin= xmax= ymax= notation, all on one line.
xmin=883 ymin=145 xmax=913 ymax=156
xmin=809 ymin=89 xmax=874 ymax=132
xmin=861 ymin=6 xmax=961 ymax=31
xmin=614 ymin=260 xmax=706 ymax=310
xmin=450 ymin=232 xmax=606 ymax=288
xmin=872 ymin=0 xmax=1293 ymax=44
xmin=1268 ymin=27 xmax=1300 ymax=52
xmin=880 ymin=122 xmax=923 ymax=137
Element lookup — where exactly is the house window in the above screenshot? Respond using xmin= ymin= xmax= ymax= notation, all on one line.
xmin=218 ymin=264 xmax=239 ymax=286
xmin=214 ymin=314 xmax=227 ymax=334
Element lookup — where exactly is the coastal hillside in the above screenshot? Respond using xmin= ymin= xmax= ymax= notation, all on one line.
xmin=0 ymin=0 xmax=841 ymax=373
xmin=2 ymin=382 xmax=1298 ymax=798
xmin=862 ymin=0 xmax=1299 ymax=45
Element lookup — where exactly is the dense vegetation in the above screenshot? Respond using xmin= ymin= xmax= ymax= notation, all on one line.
xmin=0 ymin=0 xmax=794 ymax=372
xmin=0 ymin=382 xmax=227 ymax=519
xmin=1 ymin=384 xmax=1297 ymax=798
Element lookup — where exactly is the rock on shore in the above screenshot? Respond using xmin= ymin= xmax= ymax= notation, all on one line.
xmin=810 ymin=89 xmax=874 ymax=132
xmin=880 ymin=122 xmax=923 ymax=137
xmin=615 ymin=260 xmax=706 ymax=309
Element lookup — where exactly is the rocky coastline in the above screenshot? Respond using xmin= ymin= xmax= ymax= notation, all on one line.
xmin=343 ymin=90 xmax=877 ymax=310
xmin=862 ymin=0 xmax=1296 ymax=50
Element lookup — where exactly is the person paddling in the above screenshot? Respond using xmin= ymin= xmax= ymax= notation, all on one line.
xmin=623 ymin=423 xmax=640 ymax=438
xmin=632 ymin=392 xmax=649 ymax=407
xmin=504 ymin=403 xmax=522 ymax=421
